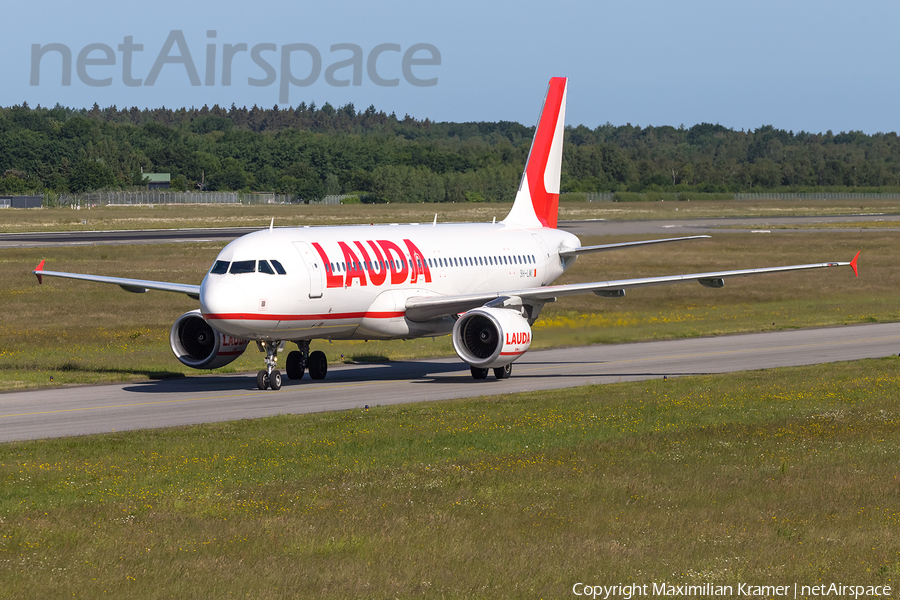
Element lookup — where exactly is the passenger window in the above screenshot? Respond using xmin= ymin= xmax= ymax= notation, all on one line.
xmin=230 ymin=260 xmax=255 ymax=274
xmin=270 ymin=260 xmax=287 ymax=275
xmin=258 ymin=260 xmax=275 ymax=275
xmin=210 ymin=260 xmax=229 ymax=275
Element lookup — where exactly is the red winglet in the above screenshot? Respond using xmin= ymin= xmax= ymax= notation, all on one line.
xmin=33 ymin=259 xmax=45 ymax=284
xmin=849 ymin=251 xmax=860 ymax=278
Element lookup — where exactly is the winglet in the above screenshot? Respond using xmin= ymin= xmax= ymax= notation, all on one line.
xmin=33 ymin=259 xmax=45 ymax=284
xmin=850 ymin=250 xmax=860 ymax=277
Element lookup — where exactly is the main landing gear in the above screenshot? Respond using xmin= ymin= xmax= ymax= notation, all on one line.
xmin=470 ymin=363 xmax=512 ymax=380
xmin=256 ymin=340 xmax=329 ymax=390
xmin=285 ymin=340 xmax=328 ymax=381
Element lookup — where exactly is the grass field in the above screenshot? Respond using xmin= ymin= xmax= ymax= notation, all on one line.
xmin=1 ymin=359 xmax=899 ymax=598
xmin=1 ymin=198 xmax=899 ymax=232
xmin=1 ymin=201 xmax=898 ymax=597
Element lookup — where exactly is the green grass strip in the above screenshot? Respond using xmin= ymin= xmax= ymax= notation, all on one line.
xmin=2 ymin=358 xmax=899 ymax=598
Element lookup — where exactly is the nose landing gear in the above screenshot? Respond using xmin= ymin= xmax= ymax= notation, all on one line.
xmin=256 ymin=340 xmax=283 ymax=390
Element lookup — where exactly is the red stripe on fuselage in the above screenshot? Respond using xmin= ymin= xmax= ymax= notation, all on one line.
xmin=203 ymin=311 xmax=406 ymax=322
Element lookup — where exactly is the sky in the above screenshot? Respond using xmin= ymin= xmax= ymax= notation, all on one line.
xmin=2 ymin=0 xmax=898 ymax=134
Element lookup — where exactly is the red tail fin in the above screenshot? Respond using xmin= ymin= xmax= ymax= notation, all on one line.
xmin=503 ymin=77 xmax=568 ymax=228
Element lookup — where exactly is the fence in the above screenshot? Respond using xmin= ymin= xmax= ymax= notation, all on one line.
xmin=560 ymin=192 xmax=615 ymax=202
xmin=49 ymin=191 xmax=354 ymax=208
xmin=21 ymin=190 xmax=900 ymax=208
xmin=563 ymin=192 xmax=900 ymax=203
xmin=734 ymin=192 xmax=900 ymax=200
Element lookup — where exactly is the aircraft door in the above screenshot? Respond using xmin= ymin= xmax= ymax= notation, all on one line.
xmin=293 ymin=242 xmax=324 ymax=298
xmin=531 ymin=233 xmax=551 ymax=262
xmin=531 ymin=233 xmax=552 ymax=281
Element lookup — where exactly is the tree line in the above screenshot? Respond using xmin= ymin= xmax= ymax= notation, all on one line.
xmin=1 ymin=102 xmax=899 ymax=201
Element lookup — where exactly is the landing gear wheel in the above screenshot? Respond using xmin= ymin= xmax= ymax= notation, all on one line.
xmin=308 ymin=351 xmax=328 ymax=380
xmin=494 ymin=364 xmax=512 ymax=380
xmin=269 ymin=370 xmax=282 ymax=390
xmin=286 ymin=351 xmax=305 ymax=380
xmin=470 ymin=366 xmax=489 ymax=380
xmin=256 ymin=370 xmax=269 ymax=390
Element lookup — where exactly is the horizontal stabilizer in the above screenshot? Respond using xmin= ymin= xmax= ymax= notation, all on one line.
xmin=559 ymin=235 xmax=710 ymax=257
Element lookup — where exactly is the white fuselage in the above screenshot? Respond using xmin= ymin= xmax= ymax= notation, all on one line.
xmin=199 ymin=221 xmax=579 ymax=341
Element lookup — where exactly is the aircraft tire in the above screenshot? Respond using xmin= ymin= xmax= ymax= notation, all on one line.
xmin=494 ymin=364 xmax=512 ymax=380
xmin=286 ymin=351 xmax=305 ymax=380
xmin=308 ymin=351 xmax=328 ymax=380
xmin=256 ymin=370 xmax=269 ymax=390
xmin=470 ymin=366 xmax=489 ymax=380
xmin=270 ymin=370 xmax=282 ymax=390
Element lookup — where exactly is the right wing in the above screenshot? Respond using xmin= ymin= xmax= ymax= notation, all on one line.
xmin=33 ymin=260 xmax=201 ymax=300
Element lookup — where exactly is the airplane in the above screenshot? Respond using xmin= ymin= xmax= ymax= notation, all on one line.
xmin=33 ymin=77 xmax=860 ymax=390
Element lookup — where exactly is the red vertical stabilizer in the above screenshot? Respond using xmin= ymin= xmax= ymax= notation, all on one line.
xmin=503 ymin=77 xmax=568 ymax=229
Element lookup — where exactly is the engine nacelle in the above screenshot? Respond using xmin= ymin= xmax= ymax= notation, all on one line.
xmin=452 ymin=307 xmax=532 ymax=369
xmin=170 ymin=310 xmax=249 ymax=369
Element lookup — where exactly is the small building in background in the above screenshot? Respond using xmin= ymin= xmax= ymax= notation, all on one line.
xmin=0 ymin=195 xmax=42 ymax=208
xmin=144 ymin=173 xmax=171 ymax=190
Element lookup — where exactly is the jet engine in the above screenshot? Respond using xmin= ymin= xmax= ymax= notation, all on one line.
xmin=170 ymin=310 xmax=249 ymax=369
xmin=452 ymin=307 xmax=532 ymax=369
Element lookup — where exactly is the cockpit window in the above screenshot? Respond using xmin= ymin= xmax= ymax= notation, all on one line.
xmin=270 ymin=260 xmax=287 ymax=275
xmin=230 ymin=260 xmax=256 ymax=274
xmin=210 ymin=260 xmax=230 ymax=275
xmin=258 ymin=260 xmax=275 ymax=275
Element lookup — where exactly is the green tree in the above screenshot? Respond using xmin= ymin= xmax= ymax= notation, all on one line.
xmin=70 ymin=159 xmax=115 ymax=192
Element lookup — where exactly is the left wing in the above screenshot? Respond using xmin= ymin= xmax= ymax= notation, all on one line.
xmin=33 ymin=260 xmax=201 ymax=300
xmin=405 ymin=252 xmax=860 ymax=322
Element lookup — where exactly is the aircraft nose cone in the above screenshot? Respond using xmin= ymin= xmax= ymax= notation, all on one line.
xmin=200 ymin=279 xmax=248 ymax=319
